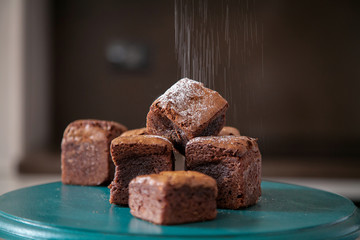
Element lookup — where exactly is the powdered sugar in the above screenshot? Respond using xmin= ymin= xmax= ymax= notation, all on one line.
xmin=189 ymin=135 xmax=253 ymax=144
xmin=187 ymin=135 xmax=258 ymax=153
xmin=156 ymin=78 xmax=226 ymax=129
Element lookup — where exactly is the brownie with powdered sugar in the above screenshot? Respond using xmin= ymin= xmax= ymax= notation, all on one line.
xmin=146 ymin=78 xmax=228 ymax=154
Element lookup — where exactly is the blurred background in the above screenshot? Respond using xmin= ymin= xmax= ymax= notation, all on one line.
xmin=0 ymin=0 xmax=359 ymax=205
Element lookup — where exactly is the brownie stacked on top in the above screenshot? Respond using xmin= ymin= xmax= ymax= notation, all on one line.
xmin=147 ymin=78 xmax=228 ymax=154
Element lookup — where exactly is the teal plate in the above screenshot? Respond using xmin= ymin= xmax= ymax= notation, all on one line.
xmin=0 ymin=181 xmax=359 ymax=240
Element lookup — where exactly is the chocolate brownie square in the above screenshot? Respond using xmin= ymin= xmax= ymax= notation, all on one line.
xmin=185 ymin=136 xmax=261 ymax=209
xmin=129 ymin=171 xmax=217 ymax=225
xmin=218 ymin=126 xmax=240 ymax=136
xmin=61 ymin=119 xmax=127 ymax=186
xmin=109 ymin=135 xmax=174 ymax=205
xmin=120 ymin=127 xmax=147 ymax=137
xmin=146 ymin=78 xmax=228 ymax=154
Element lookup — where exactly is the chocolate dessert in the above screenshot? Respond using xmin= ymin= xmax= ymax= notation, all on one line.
xmin=218 ymin=126 xmax=240 ymax=136
xmin=120 ymin=127 xmax=147 ymax=137
xmin=129 ymin=171 xmax=217 ymax=225
xmin=61 ymin=119 xmax=127 ymax=186
xmin=109 ymin=135 xmax=174 ymax=205
xmin=146 ymin=78 xmax=228 ymax=154
xmin=185 ymin=136 xmax=261 ymax=209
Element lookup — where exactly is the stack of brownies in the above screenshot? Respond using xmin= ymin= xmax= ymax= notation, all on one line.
xmin=61 ymin=78 xmax=262 ymax=225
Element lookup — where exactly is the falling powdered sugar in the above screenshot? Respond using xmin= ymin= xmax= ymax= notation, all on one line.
xmin=174 ymin=0 xmax=264 ymax=129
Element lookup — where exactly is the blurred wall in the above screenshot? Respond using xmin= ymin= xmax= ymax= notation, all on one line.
xmin=256 ymin=1 xmax=360 ymax=156
xmin=52 ymin=0 xmax=177 ymax=145
xmin=3 ymin=0 xmax=357 ymax=176
xmin=0 ymin=0 xmax=24 ymax=168
xmin=50 ymin=0 xmax=360 ymax=158
xmin=23 ymin=0 xmax=52 ymax=153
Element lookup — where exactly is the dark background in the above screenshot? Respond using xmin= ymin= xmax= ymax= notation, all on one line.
xmin=20 ymin=0 xmax=360 ymax=178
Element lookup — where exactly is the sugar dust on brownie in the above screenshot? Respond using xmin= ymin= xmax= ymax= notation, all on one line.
xmin=146 ymin=78 xmax=229 ymax=154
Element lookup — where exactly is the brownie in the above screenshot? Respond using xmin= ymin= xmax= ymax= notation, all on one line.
xmin=61 ymin=119 xmax=127 ymax=186
xmin=146 ymin=78 xmax=228 ymax=154
xmin=185 ymin=136 xmax=261 ymax=209
xmin=120 ymin=128 xmax=187 ymax=170
xmin=129 ymin=171 xmax=217 ymax=225
xmin=120 ymin=127 xmax=147 ymax=137
xmin=109 ymin=135 xmax=174 ymax=205
xmin=218 ymin=126 xmax=240 ymax=136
